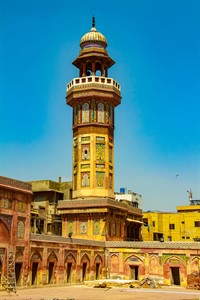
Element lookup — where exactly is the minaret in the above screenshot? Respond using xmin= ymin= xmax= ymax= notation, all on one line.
xmin=66 ymin=17 xmax=121 ymax=200
xmin=59 ymin=19 xmax=142 ymax=241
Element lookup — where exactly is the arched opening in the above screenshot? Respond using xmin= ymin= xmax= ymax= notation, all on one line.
xmin=86 ymin=62 xmax=92 ymax=76
xmin=81 ymin=253 xmax=90 ymax=282
xmin=95 ymin=62 xmax=101 ymax=76
xmin=47 ymin=252 xmax=58 ymax=284
xmin=65 ymin=253 xmax=76 ymax=283
xmin=94 ymin=254 xmax=103 ymax=280
xmin=15 ymin=263 xmax=22 ymax=285
xmin=95 ymin=70 xmax=101 ymax=76
xmin=124 ymin=255 xmax=145 ymax=280
xmin=163 ymin=256 xmax=186 ymax=286
xmin=15 ymin=250 xmax=24 ymax=286
xmin=0 ymin=219 xmax=10 ymax=244
xmin=31 ymin=251 xmax=42 ymax=286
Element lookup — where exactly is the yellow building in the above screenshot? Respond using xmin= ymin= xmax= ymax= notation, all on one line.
xmin=142 ymin=202 xmax=200 ymax=242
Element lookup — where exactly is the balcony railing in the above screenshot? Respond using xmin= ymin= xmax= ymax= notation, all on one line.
xmin=67 ymin=76 xmax=121 ymax=92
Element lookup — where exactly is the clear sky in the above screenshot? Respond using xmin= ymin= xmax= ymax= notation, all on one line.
xmin=1 ymin=0 xmax=199 ymax=211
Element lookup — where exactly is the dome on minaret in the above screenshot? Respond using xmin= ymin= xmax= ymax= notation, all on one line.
xmin=80 ymin=16 xmax=107 ymax=49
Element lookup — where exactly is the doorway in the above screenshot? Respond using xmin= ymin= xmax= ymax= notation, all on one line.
xmin=67 ymin=262 xmax=72 ymax=283
xmin=170 ymin=267 xmax=180 ymax=285
xmin=82 ymin=263 xmax=87 ymax=282
xmin=48 ymin=262 xmax=54 ymax=284
xmin=15 ymin=262 xmax=22 ymax=285
xmin=32 ymin=262 xmax=38 ymax=285
xmin=95 ymin=263 xmax=100 ymax=280
xmin=130 ymin=265 xmax=139 ymax=280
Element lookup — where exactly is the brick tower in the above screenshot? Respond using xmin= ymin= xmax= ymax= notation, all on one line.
xmin=66 ymin=17 xmax=121 ymax=200
xmin=59 ymin=18 xmax=142 ymax=241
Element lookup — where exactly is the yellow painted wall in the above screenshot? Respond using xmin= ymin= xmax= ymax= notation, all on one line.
xmin=142 ymin=206 xmax=200 ymax=242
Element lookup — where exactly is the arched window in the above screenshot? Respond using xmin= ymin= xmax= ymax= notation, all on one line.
xmin=95 ymin=62 xmax=101 ymax=76
xmin=17 ymin=221 xmax=25 ymax=239
xmin=112 ymin=222 xmax=116 ymax=236
xmin=86 ymin=62 xmax=92 ymax=76
xmin=82 ymin=173 xmax=90 ymax=187
xmin=93 ymin=220 xmax=100 ymax=235
xmin=73 ymin=106 xmax=76 ymax=125
xmin=91 ymin=102 xmax=96 ymax=122
xmin=82 ymin=103 xmax=89 ymax=123
xmin=98 ymin=103 xmax=104 ymax=123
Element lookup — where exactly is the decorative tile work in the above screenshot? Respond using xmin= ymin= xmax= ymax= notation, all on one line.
xmin=17 ymin=221 xmax=25 ymax=239
xmin=96 ymin=172 xmax=105 ymax=187
xmin=80 ymin=221 xmax=87 ymax=234
xmin=81 ymin=144 xmax=90 ymax=160
xmin=0 ymin=198 xmax=13 ymax=209
xmin=81 ymin=172 xmax=90 ymax=187
xmin=96 ymin=144 xmax=105 ymax=161
xmin=93 ymin=220 xmax=100 ymax=235
xmin=0 ymin=214 xmax=12 ymax=232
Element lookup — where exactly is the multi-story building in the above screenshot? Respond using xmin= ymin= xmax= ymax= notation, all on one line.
xmin=115 ymin=188 xmax=142 ymax=209
xmin=142 ymin=202 xmax=200 ymax=242
xmin=0 ymin=176 xmax=32 ymax=287
xmin=29 ymin=178 xmax=72 ymax=235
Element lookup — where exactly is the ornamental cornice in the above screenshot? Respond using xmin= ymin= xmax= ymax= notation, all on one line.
xmin=0 ymin=176 xmax=32 ymax=194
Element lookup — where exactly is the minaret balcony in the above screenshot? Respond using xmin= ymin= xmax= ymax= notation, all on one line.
xmin=66 ymin=76 xmax=121 ymax=93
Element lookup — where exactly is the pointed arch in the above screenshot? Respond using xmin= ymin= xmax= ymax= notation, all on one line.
xmin=47 ymin=252 xmax=58 ymax=262
xmin=81 ymin=253 xmax=90 ymax=264
xmin=149 ymin=255 xmax=159 ymax=274
xmin=0 ymin=218 xmax=10 ymax=244
xmin=97 ymin=103 xmax=104 ymax=123
xmin=163 ymin=255 xmax=185 ymax=265
xmin=82 ymin=103 xmax=89 ymax=123
xmin=31 ymin=251 xmax=42 ymax=261
xmin=94 ymin=254 xmax=103 ymax=264
xmin=191 ymin=256 xmax=199 ymax=273
xmin=65 ymin=252 xmax=77 ymax=264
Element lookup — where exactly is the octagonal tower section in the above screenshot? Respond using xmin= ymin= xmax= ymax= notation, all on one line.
xmin=66 ymin=18 xmax=121 ymax=200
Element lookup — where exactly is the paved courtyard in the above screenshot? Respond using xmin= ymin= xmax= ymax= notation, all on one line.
xmin=0 ymin=285 xmax=200 ymax=300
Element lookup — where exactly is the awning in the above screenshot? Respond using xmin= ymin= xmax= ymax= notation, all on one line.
xmin=126 ymin=218 xmax=144 ymax=224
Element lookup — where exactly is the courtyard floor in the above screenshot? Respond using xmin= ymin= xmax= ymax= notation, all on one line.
xmin=0 ymin=285 xmax=200 ymax=300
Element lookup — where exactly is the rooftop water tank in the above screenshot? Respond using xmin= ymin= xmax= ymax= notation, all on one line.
xmin=120 ymin=187 xmax=125 ymax=194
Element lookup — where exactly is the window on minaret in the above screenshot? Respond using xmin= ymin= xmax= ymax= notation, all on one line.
xmin=73 ymin=106 xmax=76 ymax=125
xmin=109 ymin=146 xmax=112 ymax=163
xmin=106 ymin=104 xmax=109 ymax=123
xmin=78 ymin=104 xmax=81 ymax=123
xmin=98 ymin=103 xmax=104 ymax=123
xmin=91 ymin=102 xmax=96 ymax=122
xmin=111 ymin=221 xmax=116 ymax=236
xmin=82 ymin=103 xmax=89 ymax=123
xmin=109 ymin=173 xmax=113 ymax=188
xmin=81 ymin=173 xmax=90 ymax=187
xmin=110 ymin=105 xmax=113 ymax=125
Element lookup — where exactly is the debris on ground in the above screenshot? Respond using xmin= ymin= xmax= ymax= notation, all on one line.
xmin=138 ymin=276 xmax=159 ymax=289
xmin=94 ymin=282 xmax=107 ymax=288
xmin=187 ymin=272 xmax=200 ymax=290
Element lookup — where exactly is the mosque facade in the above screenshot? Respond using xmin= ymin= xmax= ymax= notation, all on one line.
xmin=0 ymin=19 xmax=199 ymax=290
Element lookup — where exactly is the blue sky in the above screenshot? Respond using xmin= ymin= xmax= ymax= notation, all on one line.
xmin=1 ymin=0 xmax=199 ymax=211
